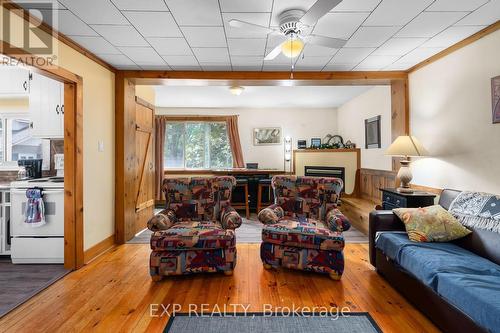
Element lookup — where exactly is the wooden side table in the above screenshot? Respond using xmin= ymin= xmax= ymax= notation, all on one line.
xmin=380 ymin=188 xmax=436 ymax=209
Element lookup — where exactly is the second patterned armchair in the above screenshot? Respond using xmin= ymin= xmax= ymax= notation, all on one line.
xmin=258 ymin=175 xmax=351 ymax=280
xmin=147 ymin=176 xmax=242 ymax=281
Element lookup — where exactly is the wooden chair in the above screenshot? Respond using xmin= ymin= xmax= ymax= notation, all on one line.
xmin=257 ymin=178 xmax=274 ymax=214
xmin=232 ymin=178 xmax=250 ymax=219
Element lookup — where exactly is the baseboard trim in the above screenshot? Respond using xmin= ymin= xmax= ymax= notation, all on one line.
xmin=84 ymin=235 xmax=116 ymax=264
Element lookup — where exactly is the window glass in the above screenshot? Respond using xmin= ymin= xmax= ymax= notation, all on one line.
xmin=164 ymin=122 xmax=184 ymax=168
xmin=11 ymin=119 xmax=43 ymax=161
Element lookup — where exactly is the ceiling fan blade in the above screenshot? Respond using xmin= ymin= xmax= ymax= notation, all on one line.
xmin=264 ymin=42 xmax=285 ymax=60
xmin=305 ymin=34 xmax=347 ymax=49
xmin=299 ymin=0 xmax=343 ymax=26
xmin=228 ymin=19 xmax=276 ymax=35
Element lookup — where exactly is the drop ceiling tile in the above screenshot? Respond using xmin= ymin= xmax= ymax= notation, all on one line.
xmin=112 ymin=0 xmax=169 ymax=11
xmin=147 ymin=37 xmax=192 ymax=55
xmin=295 ymin=56 xmax=332 ymax=68
xmin=372 ymin=37 xmax=427 ymax=55
xmin=40 ymin=9 xmax=98 ymax=36
xmin=421 ymin=25 xmax=486 ymax=47
xmin=69 ymin=36 xmax=121 ymax=54
xmin=313 ymin=12 xmax=370 ymax=39
xmin=396 ymin=12 xmax=468 ymax=38
xmin=232 ymin=66 xmax=262 ymax=71
xmin=162 ymin=55 xmax=199 ymax=66
xmin=16 ymin=0 xmax=66 ymax=10
xmin=302 ymin=44 xmax=339 ymax=57
xmin=200 ymin=63 xmax=232 ymax=71
xmin=181 ymin=27 xmax=227 ymax=47
xmin=170 ymin=65 xmax=202 ymax=70
xmin=262 ymin=65 xmax=293 ymax=71
xmin=329 ymin=47 xmax=375 ymax=63
xmin=140 ymin=64 xmax=171 ymax=70
xmin=384 ymin=62 xmax=413 ymax=70
xmin=354 ymin=55 xmax=400 ymax=70
xmin=220 ymin=0 xmax=273 ymax=13
xmin=59 ymin=0 xmax=127 ymax=24
xmin=228 ymin=39 xmax=266 ymax=56
xmin=192 ymin=48 xmax=230 ymax=62
xmin=323 ymin=63 xmax=357 ymax=71
xmin=231 ymin=56 xmax=263 ymax=67
xmin=363 ymin=0 xmax=434 ymax=26
xmin=333 ymin=0 xmax=381 ymax=12
xmin=345 ymin=26 xmax=400 ymax=47
xmin=455 ymin=0 xmax=500 ymax=26
xmin=222 ymin=13 xmax=272 ymax=38
xmin=91 ymin=25 xmax=148 ymax=47
xmin=118 ymin=46 xmax=166 ymax=64
xmin=426 ymin=0 xmax=489 ymax=12
xmin=263 ymin=52 xmax=296 ymax=64
xmin=396 ymin=47 xmax=445 ymax=64
xmin=123 ymin=12 xmax=182 ymax=37
xmin=165 ymin=0 xmax=222 ymax=26
xmin=271 ymin=0 xmax=316 ymax=26
xmin=95 ymin=53 xmax=136 ymax=66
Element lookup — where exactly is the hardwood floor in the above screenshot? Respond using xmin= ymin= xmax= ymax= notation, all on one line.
xmin=0 ymin=244 xmax=439 ymax=333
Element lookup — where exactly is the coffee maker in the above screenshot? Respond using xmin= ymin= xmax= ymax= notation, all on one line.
xmin=17 ymin=159 xmax=43 ymax=179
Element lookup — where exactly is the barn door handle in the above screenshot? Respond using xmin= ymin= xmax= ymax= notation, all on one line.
xmin=149 ymin=162 xmax=154 ymax=170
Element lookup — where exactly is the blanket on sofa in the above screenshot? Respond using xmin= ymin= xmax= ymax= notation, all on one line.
xmin=449 ymin=191 xmax=500 ymax=234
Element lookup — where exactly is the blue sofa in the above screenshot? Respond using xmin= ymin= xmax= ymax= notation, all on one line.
xmin=369 ymin=189 xmax=500 ymax=333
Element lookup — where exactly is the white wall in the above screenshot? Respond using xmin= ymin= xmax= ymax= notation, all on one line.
xmin=410 ymin=29 xmax=500 ymax=194
xmin=156 ymin=107 xmax=338 ymax=170
xmin=337 ymin=86 xmax=392 ymax=171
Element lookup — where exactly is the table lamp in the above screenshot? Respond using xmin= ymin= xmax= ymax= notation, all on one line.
xmin=386 ymin=136 xmax=428 ymax=193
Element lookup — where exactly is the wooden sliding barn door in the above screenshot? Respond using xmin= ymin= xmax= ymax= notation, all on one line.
xmin=134 ymin=97 xmax=155 ymax=236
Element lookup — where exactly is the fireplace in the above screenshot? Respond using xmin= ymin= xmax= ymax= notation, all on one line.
xmin=304 ymin=166 xmax=345 ymax=192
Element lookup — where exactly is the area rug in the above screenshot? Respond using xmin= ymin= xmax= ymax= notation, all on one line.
xmin=164 ymin=312 xmax=381 ymax=333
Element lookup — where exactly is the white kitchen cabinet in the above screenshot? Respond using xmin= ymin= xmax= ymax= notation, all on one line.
xmin=0 ymin=66 xmax=31 ymax=95
xmin=0 ymin=188 xmax=11 ymax=255
xmin=29 ymin=72 xmax=64 ymax=138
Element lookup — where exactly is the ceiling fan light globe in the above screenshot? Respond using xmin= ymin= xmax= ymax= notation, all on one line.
xmin=281 ymin=38 xmax=304 ymax=58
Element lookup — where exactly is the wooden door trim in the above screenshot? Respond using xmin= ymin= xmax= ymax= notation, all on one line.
xmin=2 ymin=41 xmax=84 ymax=270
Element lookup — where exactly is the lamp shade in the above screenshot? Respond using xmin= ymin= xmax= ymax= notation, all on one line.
xmin=386 ymin=136 xmax=429 ymax=157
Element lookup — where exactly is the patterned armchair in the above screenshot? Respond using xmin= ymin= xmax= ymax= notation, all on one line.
xmin=147 ymin=176 xmax=242 ymax=281
xmin=258 ymin=175 xmax=351 ymax=280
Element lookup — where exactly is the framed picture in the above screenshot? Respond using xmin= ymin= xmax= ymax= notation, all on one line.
xmin=365 ymin=115 xmax=381 ymax=149
xmin=310 ymin=138 xmax=321 ymax=148
xmin=253 ymin=127 xmax=282 ymax=145
xmin=297 ymin=139 xmax=307 ymax=149
xmin=492 ymin=75 xmax=500 ymax=123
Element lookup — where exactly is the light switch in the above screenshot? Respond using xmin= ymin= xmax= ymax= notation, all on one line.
xmin=98 ymin=140 xmax=105 ymax=152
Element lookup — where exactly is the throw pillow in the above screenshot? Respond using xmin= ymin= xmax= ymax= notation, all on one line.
xmin=393 ymin=205 xmax=472 ymax=242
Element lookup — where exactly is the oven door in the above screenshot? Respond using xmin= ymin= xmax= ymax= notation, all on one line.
xmin=11 ymin=188 xmax=64 ymax=237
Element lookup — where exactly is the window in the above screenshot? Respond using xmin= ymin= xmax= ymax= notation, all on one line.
xmin=0 ymin=116 xmax=45 ymax=164
xmin=164 ymin=121 xmax=232 ymax=169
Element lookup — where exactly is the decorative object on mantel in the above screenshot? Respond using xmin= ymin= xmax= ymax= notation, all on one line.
xmin=310 ymin=137 xmax=321 ymax=148
xmin=365 ymin=115 xmax=381 ymax=149
xmin=253 ymin=127 xmax=281 ymax=145
xmin=344 ymin=140 xmax=356 ymax=149
xmin=297 ymin=139 xmax=307 ymax=149
xmin=492 ymin=75 xmax=500 ymax=123
xmin=323 ymin=134 xmax=345 ymax=148
xmin=386 ymin=136 xmax=429 ymax=193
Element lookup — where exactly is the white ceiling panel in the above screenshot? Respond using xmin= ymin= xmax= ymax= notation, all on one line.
xmin=223 ymin=13 xmax=272 ymax=38
xmin=426 ymin=0 xmax=489 ymax=12
xmin=59 ymin=0 xmax=127 ymax=24
xmin=147 ymin=37 xmax=192 ymax=55
xmin=91 ymin=25 xmax=148 ymax=47
xmin=329 ymin=48 xmax=375 ymax=64
xmin=323 ymin=63 xmax=357 ymax=71
xmin=421 ymin=25 xmax=487 ymax=48
xmin=364 ymin=0 xmax=434 ymax=26
xmin=271 ymin=0 xmax=316 ymax=26
xmin=123 ymin=12 xmax=182 ymax=37
xmin=231 ymin=56 xmax=263 ymax=67
xmin=118 ymin=46 xmax=166 ymax=64
xmin=192 ymin=48 xmax=230 ymax=62
xmin=40 ymin=9 xmax=98 ymax=36
xmin=220 ymin=0 xmax=273 ymax=13
xmin=396 ymin=12 xmax=468 ymax=38
xmin=111 ymin=0 xmax=169 ymax=11
xmin=232 ymin=66 xmax=263 ymax=71
xmin=346 ymin=26 xmax=400 ymax=47
xmin=162 ymin=55 xmax=199 ymax=66
xmin=313 ymin=12 xmax=370 ymax=39
xmin=354 ymin=55 xmax=399 ymax=70
xmin=333 ymin=0 xmax=381 ymax=12
xmin=69 ymin=35 xmax=121 ymax=54
xmin=181 ymin=27 xmax=227 ymax=47
xmin=17 ymin=1 xmax=66 ymax=10
xmin=372 ymin=37 xmax=427 ymax=56
xmin=384 ymin=62 xmax=415 ymax=70
xmin=455 ymin=0 xmax=500 ymax=26
xmin=95 ymin=53 xmax=136 ymax=66
xmin=228 ymin=39 xmax=266 ymax=56
xmin=170 ymin=65 xmax=202 ymax=70
xmin=165 ymin=0 xmax=222 ymax=26
xmin=140 ymin=64 xmax=172 ymax=70
xmin=395 ymin=47 xmax=445 ymax=64
xmin=262 ymin=64 xmax=293 ymax=71
xmin=295 ymin=56 xmax=332 ymax=70
xmin=302 ymin=44 xmax=339 ymax=57
xmin=200 ymin=63 xmax=232 ymax=71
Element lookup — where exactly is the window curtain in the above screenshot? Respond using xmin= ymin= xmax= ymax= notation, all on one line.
xmin=226 ymin=115 xmax=245 ymax=168
xmin=154 ymin=116 xmax=166 ymax=200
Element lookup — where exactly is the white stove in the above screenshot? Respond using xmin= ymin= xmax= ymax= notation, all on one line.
xmin=10 ymin=177 xmax=64 ymax=264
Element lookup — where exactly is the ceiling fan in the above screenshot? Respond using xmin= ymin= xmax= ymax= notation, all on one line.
xmin=228 ymin=0 xmax=347 ymax=61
